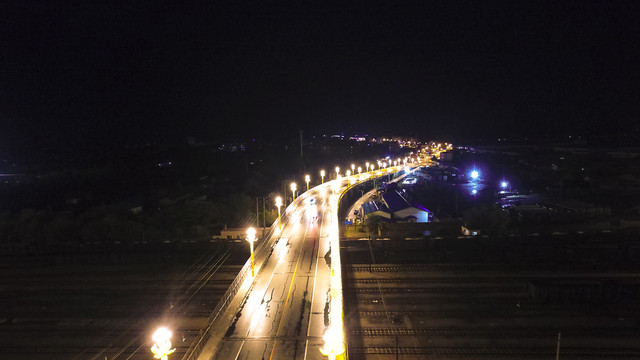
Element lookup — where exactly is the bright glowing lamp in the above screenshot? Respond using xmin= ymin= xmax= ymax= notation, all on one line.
xmin=246 ymin=227 xmax=257 ymax=276
xmin=275 ymin=196 xmax=283 ymax=230
xmin=470 ymin=170 xmax=479 ymax=180
xmin=291 ymin=182 xmax=297 ymax=201
xmin=320 ymin=170 xmax=325 ymax=183
xmin=305 ymin=175 xmax=310 ymax=190
xmin=151 ymin=327 xmax=175 ymax=360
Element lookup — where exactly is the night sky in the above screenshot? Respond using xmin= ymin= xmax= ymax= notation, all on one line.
xmin=1 ymin=1 xmax=639 ymax=146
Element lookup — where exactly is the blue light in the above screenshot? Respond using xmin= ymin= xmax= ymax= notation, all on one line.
xmin=471 ymin=189 xmax=477 ymax=194
xmin=501 ymin=181 xmax=508 ymax=188
xmin=470 ymin=170 xmax=479 ymax=180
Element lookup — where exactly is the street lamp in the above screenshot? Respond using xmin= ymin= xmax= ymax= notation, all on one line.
xmin=291 ymin=182 xmax=297 ymax=201
xmin=366 ymin=162 xmax=370 ymax=172
xmin=246 ymin=227 xmax=256 ymax=277
xmin=346 ymin=170 xmax=351 ymax=177
xmin=320 ymin=326 xmax=345 ymax=360
xmin=335 ymin=166 xmax=340 ymax=178
xmin=321 ymin=170 xmax=325 ymax=184
xmin=357 ymin=166 xmax=362 ymax=174
xmin=351 ymin=164 xmax=355 ymax=173
xmin=151 ymin=327 xmax=175 ymax=360
xmin=305 ymin=175 xmax=310 ymax=191
xmin=275 ymin=196 xmax=282 ymax=230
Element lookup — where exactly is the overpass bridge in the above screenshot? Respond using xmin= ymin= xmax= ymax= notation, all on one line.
xmin=182 ymin=166 xmax=415 ymax=360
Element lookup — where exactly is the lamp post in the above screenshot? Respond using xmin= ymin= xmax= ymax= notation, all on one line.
xmin=291 ymin=182 xmax=297 ymax=202
xmin=246 ymin=227 xmax=256 ymax=277
xmin=335 ymin=166 xmax=340 ymax=179
xmin=275 ymin=196 xmax=282 ymax=230
xmin=305 ymin=175 xmax=310 ymax=191
xmin=321 ymin=170 xmax=325 ymax=184
xmin=351 ymin=164 xmax=355 ymax=174
xmin=151 ymin=327 xmax=175 ymax=360
xmin=346 ymin=170 xmax=351 ymax=177
xmin=366 ymin=162 xmax=370 ymax=172
xmin=357 ymin=166 xmax=361 ymax=175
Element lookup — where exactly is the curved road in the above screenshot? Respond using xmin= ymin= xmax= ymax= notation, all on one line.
xmin=206 ymin=182 xmax=341 ymax=360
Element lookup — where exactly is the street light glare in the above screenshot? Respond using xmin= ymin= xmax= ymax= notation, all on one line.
xmin=153 ymin=327 xmax=172 ymax=343
xmin=247 ymin=227 xmax=256 ymax=238
xmin=290 ymin=182 xmax=297 ymax=191
xmin=470 ymin=170 xmax=479 ymax=180
xmin=151 ymin=326 xmax=176 ymax=360
xmin=275 ymin=196 xmax=282 ymax=207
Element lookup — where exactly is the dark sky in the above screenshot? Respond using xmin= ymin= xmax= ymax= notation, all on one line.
xmin=1 ymin=1 xmax=639 ymax=146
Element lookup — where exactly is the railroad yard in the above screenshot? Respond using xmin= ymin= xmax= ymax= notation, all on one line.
xmin=341 ymin=232 xmax=640 ymax=360
xmin=3 ymin=230 xmax=640 ymax=360
xmin=0 ymin=241 xmax=244 ymax=360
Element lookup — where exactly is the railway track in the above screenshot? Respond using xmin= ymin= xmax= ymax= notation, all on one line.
xmin=347 ymin=286 xmax=526 ymax=294
xmin=353 ymin=309 xmax=593 ymax=318
xmin=350 ymin=346 xmax=640 ymax=358
xmin=348 ymin=264 xmax=517 ymax=273
xmin=352 ymin=327 xmax=639 ymax=338
xmin=356 ymin=297 xmax=524 ymax=304
xmin=347 ymin=277 xmax=528 ymax=284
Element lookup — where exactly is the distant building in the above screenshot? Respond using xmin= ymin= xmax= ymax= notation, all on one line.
xmin=382 ymin=190 xmax=430 ymax=222
xmin=213 ymin=225 xmax=271 ymax=240
xmin=360 ymin=190 xmax=430 ymax=223
xmin=360 ymin=201 xmax=392 ymax=221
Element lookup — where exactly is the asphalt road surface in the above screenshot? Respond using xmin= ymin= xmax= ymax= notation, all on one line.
xmin=208 ymin=182 xmax=342 ymax=360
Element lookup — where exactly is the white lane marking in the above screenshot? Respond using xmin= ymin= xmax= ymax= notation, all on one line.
xmin=233 ymin=218 xmax=307 ymax=360
xmin=303 ymin=201 xmax=329 ymax=360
